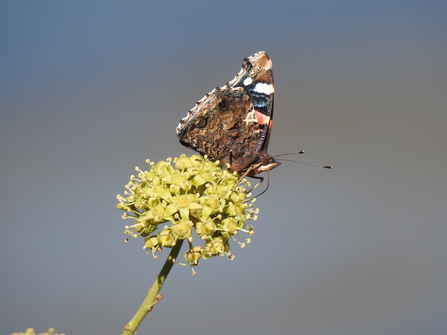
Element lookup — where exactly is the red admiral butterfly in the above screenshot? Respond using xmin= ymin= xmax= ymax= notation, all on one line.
xmin=177 ymin=51 xmax=280 ymax=177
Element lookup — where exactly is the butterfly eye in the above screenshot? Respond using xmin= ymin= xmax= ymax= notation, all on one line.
xmin=218 ymin=98 xmax=230 ymax=111
xmin=195 ymin=117 xmax=207 ymax=128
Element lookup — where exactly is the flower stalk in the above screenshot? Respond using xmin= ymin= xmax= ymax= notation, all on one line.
xmin=121 ymin=240 xmax=183 ymax=335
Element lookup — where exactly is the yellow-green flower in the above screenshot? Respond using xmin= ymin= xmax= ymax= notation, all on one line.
xmin=11 ymin=328 xmax=65 ymax=335
xmin=117 ymin=154 xmax=259 ymax=268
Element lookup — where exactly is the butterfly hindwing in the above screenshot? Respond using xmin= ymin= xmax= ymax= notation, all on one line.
xmin=176 ymin=51 xmax=279 ymax=176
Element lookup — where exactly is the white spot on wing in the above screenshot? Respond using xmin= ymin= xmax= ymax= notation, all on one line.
xmin=243 ymin=109 xmax=257 ymax=124
xmin=253 ymin=82 xmax=274 ymax=95
xmin=243 ymin=77 xmax=253 ymax=86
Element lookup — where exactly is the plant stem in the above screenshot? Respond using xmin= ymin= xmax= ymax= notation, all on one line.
xmin=121 ymin=240 xmax=184 ymax=335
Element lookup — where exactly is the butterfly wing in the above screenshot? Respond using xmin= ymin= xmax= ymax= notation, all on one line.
xmin=228 ymin=51 xmax=274 ymax=153
xmin=177 ymin=86 xmax=269 ymax=173
xmin=177 ymin=52 xmax=279 ymax=176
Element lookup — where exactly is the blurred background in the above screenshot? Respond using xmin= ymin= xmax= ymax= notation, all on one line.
xmin=1 ymin=1 xmax=446 ymax=334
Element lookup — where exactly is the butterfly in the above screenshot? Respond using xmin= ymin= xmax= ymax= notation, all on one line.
xmin=176 ymin=51 xmax=280 ymax=178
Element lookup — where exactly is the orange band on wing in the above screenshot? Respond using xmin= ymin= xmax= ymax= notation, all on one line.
xmin=255 ymin=110 xmax=270 ymax=125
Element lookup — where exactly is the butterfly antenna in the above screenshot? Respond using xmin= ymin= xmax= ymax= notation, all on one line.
xmin=273 ymin=151 xmax=305 ymax=157
xmin=276 ymin=158 xmax=332 ymax=169
xmin=274 ymin=151 xmax=333 ymax=169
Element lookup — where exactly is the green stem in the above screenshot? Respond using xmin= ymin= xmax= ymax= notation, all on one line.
xmin=122 ymin=240 xmax=184 ymax=335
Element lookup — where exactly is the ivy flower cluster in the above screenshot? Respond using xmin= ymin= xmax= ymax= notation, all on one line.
xmin=11 ymin=328 xmax=64 ymax=335
xmin=116 ymin=154 xmax=258 ymax=267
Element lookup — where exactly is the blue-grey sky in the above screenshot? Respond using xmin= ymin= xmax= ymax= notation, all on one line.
xmin=1 ymin=1 xmax=447 ymax=334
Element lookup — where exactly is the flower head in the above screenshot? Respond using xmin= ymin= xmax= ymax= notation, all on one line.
xmin=117 ymin=155 xmax=259 ymax=268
